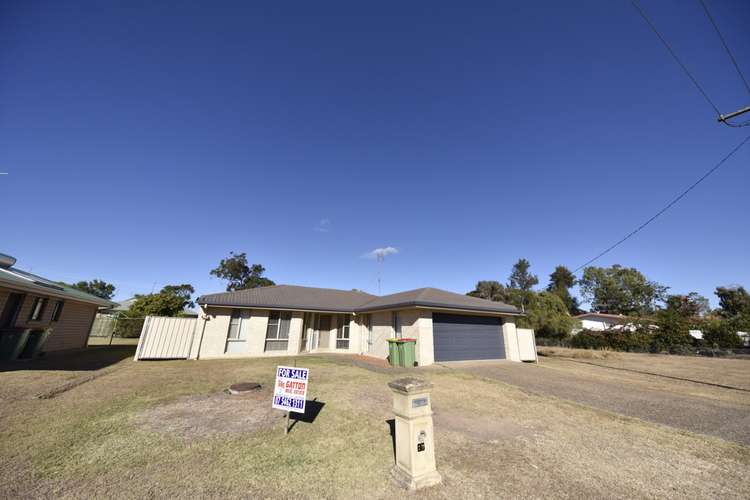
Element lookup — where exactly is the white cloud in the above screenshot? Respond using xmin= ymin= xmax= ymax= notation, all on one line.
xmin=313 ymin=218 xmax=331 ymax=232
xmin=362 ymin=246 xmax=399 ymax=259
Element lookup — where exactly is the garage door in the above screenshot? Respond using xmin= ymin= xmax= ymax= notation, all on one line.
xmin=432 ymin=313 xmax=504 ymax=362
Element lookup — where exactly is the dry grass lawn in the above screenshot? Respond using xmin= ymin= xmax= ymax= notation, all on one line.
xmin=539 ymin=346 xmax=750 ymax=390
xmin=0 ymin=350 xmax=748 ymax=499
xmin=87 ymin=336 xmax=140 ymax=346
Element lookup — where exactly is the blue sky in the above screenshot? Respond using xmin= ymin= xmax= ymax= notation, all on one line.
xmin=2 ymin=0 xmax=749 ymax=306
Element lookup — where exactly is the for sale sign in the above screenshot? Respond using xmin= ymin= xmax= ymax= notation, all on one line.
xmin=272 ymin=366 xmax=309 ymax=414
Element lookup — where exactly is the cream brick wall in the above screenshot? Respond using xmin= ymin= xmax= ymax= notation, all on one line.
xmin=369 ymin=311 xmax=392 ymax=358
xmin=189 ymin=304 xmax=519 ymax=366
xmin=194 ymin=307 xmax=305 ymax=359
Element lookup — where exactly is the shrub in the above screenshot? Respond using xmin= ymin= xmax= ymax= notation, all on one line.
xmin=605 ymin=330 xmax=652 ymax=352
xmin=570 ymin=330 xmax=609 ymax=350
xmin=535 ymin=337 xmax=571 ymax=348
xmin=701 ymin=318 xmax=743 ymax=349
xmin=667 ymin=344 xmax=695 ymax=356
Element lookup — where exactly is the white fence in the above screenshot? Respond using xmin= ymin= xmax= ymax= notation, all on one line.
xmin=134 ymin=316 xmax=197 ymax=360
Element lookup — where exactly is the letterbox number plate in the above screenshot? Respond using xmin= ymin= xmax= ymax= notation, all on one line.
xmin=412 ymin=397 xmax=429 ymax=408
xmin=417 ymin=443 xmax=425 ymax=452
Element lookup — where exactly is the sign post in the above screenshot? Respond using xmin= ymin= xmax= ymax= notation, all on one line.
xmin=273 ymin=365 xmax=309 ymax=435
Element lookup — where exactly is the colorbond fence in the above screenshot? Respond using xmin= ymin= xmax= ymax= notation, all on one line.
xmin=134 ymin=316 xmax=197 ymax=360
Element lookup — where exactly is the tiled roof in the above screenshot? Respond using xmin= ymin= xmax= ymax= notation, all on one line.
xmin=198 ymin=285 xmax=519 ymax=315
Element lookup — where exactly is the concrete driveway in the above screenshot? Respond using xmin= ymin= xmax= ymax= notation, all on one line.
xmin=442 ymin=357 xmax=750 ymax=446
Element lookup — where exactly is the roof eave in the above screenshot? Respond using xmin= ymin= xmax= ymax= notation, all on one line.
xmin=0 ymin=276 xmax=115 ymax=308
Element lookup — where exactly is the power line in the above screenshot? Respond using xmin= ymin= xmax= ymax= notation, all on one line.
xmin=573 ymin=133 xmax=750 ymax=272
xmin=630 ymin=0 xmax=722 ymax=116
xmin=698 ymin=0 xmax=750 ymax=97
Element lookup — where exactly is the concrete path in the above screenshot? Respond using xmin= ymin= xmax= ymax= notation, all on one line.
xmin=445 ymin=357 xmax=750 ymax=446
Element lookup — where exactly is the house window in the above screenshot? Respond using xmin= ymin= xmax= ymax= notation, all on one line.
xmin=265 ymin=311 xmax=291 ymax=351
xmin=50 ymin=301 xmax=64 ymax=322
xmin=336 ymin=315 xmax=351 ymax=349
xmin=228 ymin=310 xmax=241 ymax=340
xmin=227 ymin=310 xmax=251 ymax=340
xmin=29 ymin=297 xmax=48 ymax=321
xmin=392 ymin=311 xmax=401 ymax=338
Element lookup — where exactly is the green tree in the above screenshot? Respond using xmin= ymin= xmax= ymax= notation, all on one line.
xmin=701 ymin=318 xmax=743 ymax=349
xmin=160 ymin=284 xmax=196 ymax=309
xmin=715 ymin=286 xmax=750 ymax=319
xmin=467 ymin=281 xmax=508 ymax=302
xmin=128 ymin=284 xmax=195 ymax=317
xmin=652 ymin=308 xmax=693 ymax=351
xmin=210 ymin=252 xmax=275 ymax=291
xmin=467 ymin=281 xmax=531 ymax=311
xmin=69 ymin=279 xmax=116 ymax=300
xmin=664 ymin=292 xmax=710 ymax=319
xmin=508 ymin=258 xmax=538 ymax=291
xmin=546 ymin=265 xmax=580 ymax=314
xmin=517 ymin=291 xmax=575 ymax=339
xmin=578 ymin=265 xmax=668 ymax=316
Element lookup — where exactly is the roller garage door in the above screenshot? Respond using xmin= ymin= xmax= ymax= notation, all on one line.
xmin=432 ymin=313 xmax=505 ymax=362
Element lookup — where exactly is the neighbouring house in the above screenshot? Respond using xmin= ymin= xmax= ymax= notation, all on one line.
xmin=185 ymin=285 xmax=531 ymax=366
xmin=0 ymin=253 xmax=115 ymax=359
xmin=572 ymin=312 xmax=631 ymax=333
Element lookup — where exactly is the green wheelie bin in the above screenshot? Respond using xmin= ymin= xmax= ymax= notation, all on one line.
xmin=387 ymin=338 xmax=402 ymax=367
xmin=400 ymin=338 xmax=417 ymax=367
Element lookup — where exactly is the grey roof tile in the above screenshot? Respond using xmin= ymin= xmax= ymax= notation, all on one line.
xmin=198 ymin=285 xmax=519 ymax=315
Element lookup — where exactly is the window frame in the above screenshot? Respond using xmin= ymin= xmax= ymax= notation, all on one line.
xmin=227 ymin=309 xmax=253 ymax=342
xmin=28 ymin=297 xmax=48 ymax=322
xmin=50 ymin=300 xmax=65 ymax=322
xmin=336 ymin=314 xmax=351 ymax=349
xmin=265 ymin=311 xmax=291 ymax=351
xmin=392 ymin=311 xmax=401 ymax=338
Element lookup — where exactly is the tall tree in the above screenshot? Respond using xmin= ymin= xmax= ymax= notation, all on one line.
xmin=578 ymin=265 xmax=667 ymax=316
xmin=517 ymin=291 xmax=575 ymax=339
xmin=70 ymin=279 xmax=116 ymax=300
xmin=508 ymin=258 xmax=538 ymax=291
xmin=715 ymin=286 xmax=750 ymax=319
xmin=129 ymin=283 xmax=195 ymax=317
xmin=467 ymin=281 xmax=508 ymax=302
xmin=664 ymin=292 xmax=710 ymax=319
xmin=160 ymin=284 xmax=196 ymax=309
xmin=210 ymin=252 xmax=275 ymax=291
xmin=546 ymin=265 xmax=579 ymax=314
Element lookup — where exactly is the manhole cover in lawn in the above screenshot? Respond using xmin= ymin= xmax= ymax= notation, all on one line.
xmin=228 ymin=382 xmax=261 ymax=395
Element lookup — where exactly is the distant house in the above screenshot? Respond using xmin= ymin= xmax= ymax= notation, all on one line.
xmin=0 ymin=253 xmax=115 ymax=359
xmin=572 ymin=312 xmax=631 ymax=334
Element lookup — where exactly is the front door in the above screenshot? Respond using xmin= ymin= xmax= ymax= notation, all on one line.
xmin=317 ymin=314 xmax=331 ymax=349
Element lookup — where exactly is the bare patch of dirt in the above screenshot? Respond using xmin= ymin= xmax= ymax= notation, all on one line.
xmin=135 ymin=389 xmax=283 ymax=438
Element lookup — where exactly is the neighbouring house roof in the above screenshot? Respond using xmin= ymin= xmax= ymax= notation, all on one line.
xmin=0 ymin=264 xmax=115 ymax=308
xmin=574 ymin=312 xmax=628 ymax=321
xmin=112 ymin=297 xmax=138 ymax=311
xmin=197 ymin=285 xmax=520 ymax=315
